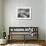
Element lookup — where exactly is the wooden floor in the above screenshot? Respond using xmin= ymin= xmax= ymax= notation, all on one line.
xmin=0 ymin=40 xmax=46 ymax=46
xmin=8 ymin=40 xmax=46 ymax=46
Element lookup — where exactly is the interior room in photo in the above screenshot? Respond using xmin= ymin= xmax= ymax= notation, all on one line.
xmin=0 ymin=0 xmax=46 ymax=46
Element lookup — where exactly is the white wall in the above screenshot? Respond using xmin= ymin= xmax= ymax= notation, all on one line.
xmin=0 ymin=0 xmax=2 ymax=28
xmin=0 ymin=0 xmax=3 ymax=38
xmin=45 ymin=0 xmax=46 ymax=40
xmin=3 ymin=0 xmax=45 ymax=40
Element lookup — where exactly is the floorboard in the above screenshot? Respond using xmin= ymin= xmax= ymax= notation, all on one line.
xmin=0 ymin=40 xmax=46 ymax=46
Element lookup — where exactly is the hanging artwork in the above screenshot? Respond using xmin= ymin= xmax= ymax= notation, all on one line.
xmin=16 ymin=7 xmax=32 ymax=19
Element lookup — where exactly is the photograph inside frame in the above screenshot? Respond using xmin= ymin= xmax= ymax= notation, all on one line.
xmin=18 ymin=9 xmax=30 ymax=18
xmin=16 ymin=7 xmax=31 ymax=19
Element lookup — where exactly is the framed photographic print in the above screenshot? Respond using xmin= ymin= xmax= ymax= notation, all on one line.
xmin=16 ymin=7 xmax=32 ymax=19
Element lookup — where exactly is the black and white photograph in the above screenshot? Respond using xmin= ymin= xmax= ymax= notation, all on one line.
xmin=16 ymin=7 xmax=31 ymax=19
